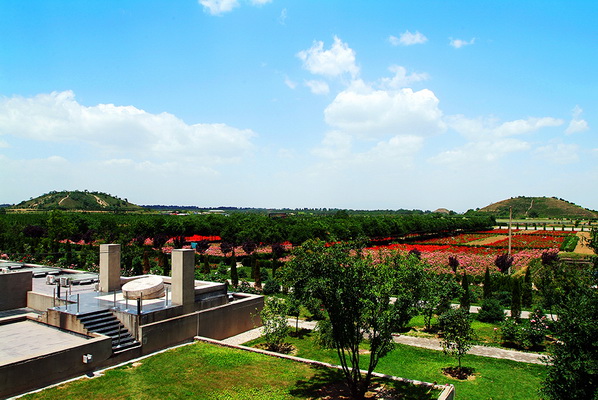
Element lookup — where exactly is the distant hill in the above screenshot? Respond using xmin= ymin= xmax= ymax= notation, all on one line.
xmin=10 ymin=191 xmax=144 ymax=212
xmin=479 ymin=196 xmax=598 ymax=219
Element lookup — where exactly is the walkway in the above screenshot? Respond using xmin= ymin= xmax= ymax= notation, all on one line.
xmin=222 ymin=318 xmax=546 ymax=364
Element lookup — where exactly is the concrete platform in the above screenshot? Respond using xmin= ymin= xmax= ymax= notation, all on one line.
xmin=0 ymin=320 xmax=91 ymax=366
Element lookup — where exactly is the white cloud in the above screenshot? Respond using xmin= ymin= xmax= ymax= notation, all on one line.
xmin=199 ymin=0 xmax=239 ymax=15
xmin=284 ymin=76 xmax=297 ymax=89
xmin=390 ymin=31 xmax=428 ymax=46
xmin=278 ymin=8 xmax=287 ymax=25
xmin=430 ymin=138 xmax=530 ymax=165
xmin=305 ymin=80 xmax=330 ymax=95
xmin=565 ymin=105 xmax=589 ymax=134
xmin=378 ymin=65 xmax=429 ymax=89
xmin=0 ymin=91 xmax=255 ymax=164
xmin=324 ymin=80 xmax=445 ymax=138
xmin=449 ymin=37 xmax=475 ymax=48
xmin=447 ymin=115 xmax=564 ymax=140
xmin=251 ymin=0 xmax=271 ymax=5
xmin=534 ymin=143 xmax=579 ymax=164
xmin=433 ymin=114 xmax=565 ymax=166
xmin=297 ymin=36 xmax=359 ymax=79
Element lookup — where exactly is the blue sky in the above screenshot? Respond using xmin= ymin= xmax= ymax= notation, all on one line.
xmin=0 ymin=0 xmax=596 ymax=212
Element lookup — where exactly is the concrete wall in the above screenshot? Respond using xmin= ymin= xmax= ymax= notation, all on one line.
xmin=0 ymin=270 xmax=32 ymax=311
xmin=42 ymin=309 xmax=89 ymax=335
xmin=139 ymin=294 xmax=264 ymax=354
xmin=27 ymin=291 xmax=67 ymax=312
xmin=196 ymin=294 xmax=264 ymax=340
xmin=0 ymin=318 xmax=112 ymax=399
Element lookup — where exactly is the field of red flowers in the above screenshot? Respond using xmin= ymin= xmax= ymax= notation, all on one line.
xmin=365 ymin=229 xmax=578 ymax=276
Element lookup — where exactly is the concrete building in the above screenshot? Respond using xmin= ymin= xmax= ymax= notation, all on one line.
xmin=0 ymin=246 xmax=263 ymax=398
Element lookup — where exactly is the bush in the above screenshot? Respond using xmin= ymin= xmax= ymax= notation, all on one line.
xmin=262 ymin=279 xmax=281 ymax=295
xmin=477 ymin=298 xmax=505 ymax=323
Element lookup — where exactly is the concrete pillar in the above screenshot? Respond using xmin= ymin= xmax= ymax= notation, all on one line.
xmin=99 ymin=244 xmax=121 ymax=292
xmin=171 ymin=249 xmax=195 ymax=312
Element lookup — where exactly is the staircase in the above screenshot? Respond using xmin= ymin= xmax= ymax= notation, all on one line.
xmin=78 ymin=309 xmax=140 ymax=353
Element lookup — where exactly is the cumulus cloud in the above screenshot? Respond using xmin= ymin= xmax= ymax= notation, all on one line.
xmin=389 ymin=31 xmax=428 ymax=46
xmin=449 ymin=37 xmax=475 ymax=48
xmin=305 ymin=80 xmax=330 ymax=95
xmin=251 ymin=0 xmax=272 ymax=5
xmin=0 ymin=91 xmax=255 ymax=164
xmin=297 ymin=36 xmax=359 ymax=79
xmin=565 ymin=105 xmax=589 ymax=135
xmin=378 ymin=65 xmax=429 ymax=89
xmin=199 ymin=0 xmax=239 ymax=15
xmin=324 ymin=80 xmax=445 ymax=138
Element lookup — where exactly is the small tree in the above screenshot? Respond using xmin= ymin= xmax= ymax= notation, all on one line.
xmin=259 ymin=296 xmax=289 ymax=352
xmin=448 ymin=255 xmax=460 ymax=274
xmin=522 ymin=266 xmax=533 ymax=308
xmin=460 ymin=273 xmax=471 ymax=313
xmin=495 ymin=253 xmax=514 ymax=274
xmin=510 ymin=277 xmax=522 ymax=321
xmin=483 ymin=266 xmax=492 ymax=299
xmin=439 ymin=308 xmax=475 ymax=371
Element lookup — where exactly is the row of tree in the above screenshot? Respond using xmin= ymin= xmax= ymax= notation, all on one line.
xmin=0 ymin=211 xmax=494 ymax=260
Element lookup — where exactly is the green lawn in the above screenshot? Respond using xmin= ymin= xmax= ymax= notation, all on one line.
xmin=247 ymin=330 xmax=547 ymax=400
xmin=23 ymin=341 xmax=439 ymax=400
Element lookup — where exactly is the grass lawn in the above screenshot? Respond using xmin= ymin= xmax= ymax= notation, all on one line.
xmin=404 ymin=315 xmax=550 ymax=353
xmin=247 ymin=330 xmax=547 ymax=400
xmin=22 ymin=341 xmax=439 ymax=400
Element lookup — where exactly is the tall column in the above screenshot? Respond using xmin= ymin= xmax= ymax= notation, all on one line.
xmin=99 ymin=244 xmax=121 ymax=292
xmin=171 ymin=249 xmax=195 ymax=312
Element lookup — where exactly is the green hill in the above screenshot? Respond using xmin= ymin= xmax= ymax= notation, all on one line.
xmin=10 ymin=190 xmax=144 ymax=212
xmin=479 ymin=196 xmax=598 ymax=219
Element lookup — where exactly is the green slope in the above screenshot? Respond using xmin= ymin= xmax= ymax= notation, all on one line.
xmin=479 ymin=196 xmax=597 ymax=219
xmin=11 ymin=190 xmax=143 ymax=212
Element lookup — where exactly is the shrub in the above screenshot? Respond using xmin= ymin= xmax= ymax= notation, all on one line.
xmin=260 ymin=297 xmax=289 ymax=351
xmin=262 ymin=279 xmax=281 ymax=295
xmin=477 ymin=298 xmax=505 ymax=323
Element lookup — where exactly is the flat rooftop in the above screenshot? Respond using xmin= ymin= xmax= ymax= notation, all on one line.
xmin=0 ymin=319 xmax=91 ymax=366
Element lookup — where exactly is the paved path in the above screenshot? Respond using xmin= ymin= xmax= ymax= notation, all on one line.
xmin=222 ymin=318 xmax=545 ymax=364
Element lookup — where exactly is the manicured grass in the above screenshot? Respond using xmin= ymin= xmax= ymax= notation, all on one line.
xmin=248 ymin=330 xmax=547 ymax=400
xmin=404 ymin=315 xmax=550 ymax=352
xmin=23 ymin=341 xmax=439 ymax=400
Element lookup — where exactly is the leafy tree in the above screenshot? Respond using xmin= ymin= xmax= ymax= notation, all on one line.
xmin=542 ymin=279 xmax=598 ymax=400
xmin=495 ymin=253 xmax=514 ymax=274
xmin=419 ymin=273 xmax=459 ymax=331
xmin=281 ymin=239 xmax=414 ymax=400
xmin=259 ymin=296 xmax=290 ymax=351
xmin=438 ymin=308 xmax=475 ymax=370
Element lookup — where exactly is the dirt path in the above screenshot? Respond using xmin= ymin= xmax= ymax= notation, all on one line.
xmin=574 ymin=232 xmax=594 ymax=255
xmin=58 ymin=194 xmax=70 ymax=206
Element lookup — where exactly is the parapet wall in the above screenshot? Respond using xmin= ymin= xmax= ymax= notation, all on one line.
xmin=0 ymin=270 xmax=32 ymax=311
xmin=0 ymin=316 xmax=112 ymax=399
xmin=140 ymin=293 xmax=264 ymax=354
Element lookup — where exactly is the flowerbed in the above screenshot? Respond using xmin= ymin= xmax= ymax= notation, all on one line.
xmin=364 ymin=228 xmax=571 ymax=276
